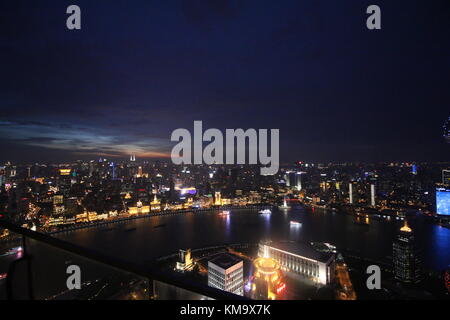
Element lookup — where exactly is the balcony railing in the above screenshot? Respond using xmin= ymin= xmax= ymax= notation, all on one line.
xmin=0 ymin=219 xmax=247 ymax=300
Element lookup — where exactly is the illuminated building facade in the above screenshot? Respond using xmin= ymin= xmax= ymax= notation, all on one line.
xmin=349 ymin=183 xmax=354 ymax=204
xmin=53 ymin=194 xmax=64 ymax=216
xmin=393 ymin=221 xmax=422 ymax=283
xmin=284 ymin=171 xmax=291 ymax=187
xmin=208 ymin=253 xmax=243 ymax=296
xmin=59 ymin=169 xmax=71 ymax=176
xmin=284 ymin=171 xmax=302 ymax=190
xmin=251 ymin=257 xmax=285 ymax=300
xmin=214 ymin=191 xmax=222 ymax=206
xmin=436 ymin=188 xmax=450 ymax=216
xmin=370 ymin=184 xmax=376 ymax=207
xmin=176 ymin=248 xmax=194 ymax=272
xmin=259 ymin=242 xmax=335 ymax=285
xmin=296 ymin=172 xmax=303 ymax=191
xmin=150 ymin=195 xmax=161 ymax=211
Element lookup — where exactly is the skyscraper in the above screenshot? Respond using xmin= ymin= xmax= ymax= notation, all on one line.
xmin=393 ymin=221 xmax=422 ymax=284
xmin=370 ymin=184 xmax=376 ymax=207
xmin=0 ymin=167 xmax=5 ymax=187
xmin=443 ymin=169 xmax=450 ymax=186
xmin=284 ymin=171 xmax=292 ymax=187
xmin=296 ymin=172 xmax=303 ymax=191
xmin=443 ymin=116 xmax=450 ymax=144
xmin=208 ymin=253 xmax=243 ymax=296
xmin=349 ymin=183 xmax=354 ymax=204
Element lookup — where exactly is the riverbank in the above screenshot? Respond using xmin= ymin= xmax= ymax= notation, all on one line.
xmin=46 ymin=205 xmax=275 ymax=235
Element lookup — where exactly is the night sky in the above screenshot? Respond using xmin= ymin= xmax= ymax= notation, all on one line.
xmin=1 ymin=0 xmax=449 ymax=164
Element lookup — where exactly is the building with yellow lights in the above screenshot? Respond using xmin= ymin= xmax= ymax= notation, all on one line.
xmin=59 ymin=169 xmax=71 ymax=176
xmin=259 ymin=241 xmax=335 ymax=285
xmin=251 ymin=257 xmax=285 ymax=300
xmin=214 ymin=191 xmax=222 ymax=206
xmin=150 ymin=195 xmax=161 ymax=212
xmin=176 ymin=249 xmax=194 ymax=272
xmin=129 ymin=202 xmax=150 ymax=215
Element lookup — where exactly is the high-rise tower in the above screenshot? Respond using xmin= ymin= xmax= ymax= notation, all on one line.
xmin=443 ymin=116 xmax=450 ymax=144
xmin=393 ymin=221 xmax=422 ymax=284
xmin=349 ymin=183 xmax=354 ymax=204
xmin=370 ymin=184 xmax=376 ymax=207
xmin=443 ymin=169 xmax=450 ymax=186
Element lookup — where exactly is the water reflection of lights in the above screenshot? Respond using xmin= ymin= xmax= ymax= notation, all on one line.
xmin=225 ymin=214 xmax=230 ymax=232
xmin=290 ymin=221 xmax=302 ymax=227
xmin=218 ymin=210 xmax=230 ymax=217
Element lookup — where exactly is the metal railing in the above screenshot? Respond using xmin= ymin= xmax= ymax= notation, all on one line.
xmin=0 ymin=219 xmax=248 ymax=300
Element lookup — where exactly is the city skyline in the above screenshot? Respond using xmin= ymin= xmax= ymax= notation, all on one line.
xmin=2 ymin=0 xmax=450 ymax=304
xmin=1 ymin=158 xmax=449 ymax=300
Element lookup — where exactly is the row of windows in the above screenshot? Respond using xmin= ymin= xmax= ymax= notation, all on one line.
xmin=269 ymin=249 xmax=320 ymax=277
xmin=209 ymin=278 xmax=225 ymax=290
xmin=208 ymin=273 xmax=225 ymax=286
xmin=208 ymin=268 xmax=224 ymax=278
xmin=208 ymin=277 xmax=243 ymax=294
xmin=208 ymin=270 xmax=243 ymax=285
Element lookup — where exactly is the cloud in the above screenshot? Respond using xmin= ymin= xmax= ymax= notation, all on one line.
xmin=0 ymin=119 xmax=172 ymax=160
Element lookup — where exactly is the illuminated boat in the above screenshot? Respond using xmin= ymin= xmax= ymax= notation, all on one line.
xmin=279 ymin=196 xmax=290 ymax=209
xmin=258 ymin=209 xmax=272 ymax=215
xmin=1 ymin=246 xmax=23 ymax=257
xmin=290 ymin=221 xmax=302 ymax=227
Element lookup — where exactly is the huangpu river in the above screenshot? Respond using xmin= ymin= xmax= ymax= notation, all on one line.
xmin=55 ymin=206 xmax=450 ymax=272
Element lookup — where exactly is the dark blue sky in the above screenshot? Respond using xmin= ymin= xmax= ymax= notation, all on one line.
xmin=0 ymin=0 xmax=449 ymax=163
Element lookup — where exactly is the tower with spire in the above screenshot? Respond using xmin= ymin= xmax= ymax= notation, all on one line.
xmin=151 ymin=194 xmax=161 ymax=212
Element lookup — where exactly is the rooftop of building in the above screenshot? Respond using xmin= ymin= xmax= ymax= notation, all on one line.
xmin=209 ymin=253 xmax=243 ymax=270
xmin=264 ymin=241 xmax=335 ymax=263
